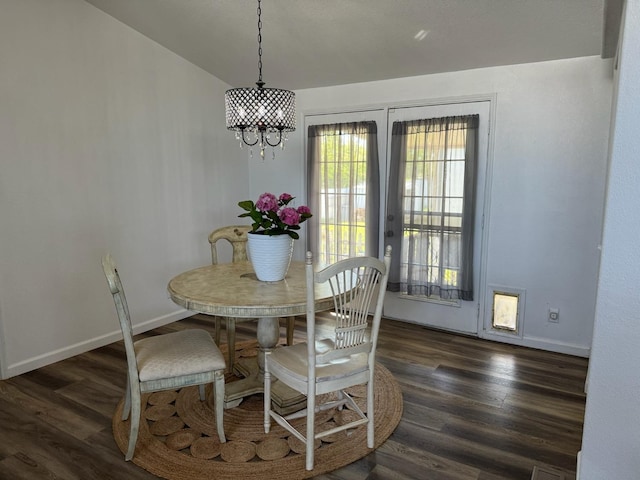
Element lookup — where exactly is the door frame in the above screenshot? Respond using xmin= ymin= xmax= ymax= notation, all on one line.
xmin=303 ymin=93 xmax=497 ymax=336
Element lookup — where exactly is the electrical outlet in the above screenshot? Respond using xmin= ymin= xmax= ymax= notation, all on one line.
xmin=548 ymin=308 xmax=560 ymax=323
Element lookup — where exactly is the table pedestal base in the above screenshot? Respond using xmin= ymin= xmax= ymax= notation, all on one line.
xmin=224 ymin=358 xmax=307 ymax=415
xmin=223 ymin=316 xmax=307 ymax=414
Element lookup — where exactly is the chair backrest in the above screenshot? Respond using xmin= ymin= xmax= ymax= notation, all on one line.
xmin=101 ymin=254 xmax=139 ymax=382
xmin=305 ymin=246 xmax=392 ymax=368
xmin=208 ymin=225 xmax=252 ymax=265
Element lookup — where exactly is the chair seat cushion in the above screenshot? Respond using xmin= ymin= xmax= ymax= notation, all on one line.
xmin=135 ymin=329 xmax=225 ymax=382
xmin=268 ymin=342 xmax=368 ymax=384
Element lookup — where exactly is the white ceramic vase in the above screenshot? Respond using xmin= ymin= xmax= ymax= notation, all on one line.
xmin=247 ymin=233 xmax=294 ymax=282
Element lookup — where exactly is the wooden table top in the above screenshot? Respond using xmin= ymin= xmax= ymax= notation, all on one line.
xmin=167 ymin=261 xmax=337 ymax=318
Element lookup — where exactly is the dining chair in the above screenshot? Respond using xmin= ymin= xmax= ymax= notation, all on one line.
xmin=208 ymin=225 xmax=295 ymax=370
xmin=263 ymin=245 xmax=392 ymax=471
xmin=101 ymin=254 xmax=226 ymax=461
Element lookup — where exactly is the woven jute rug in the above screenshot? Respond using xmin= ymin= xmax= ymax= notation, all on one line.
xmin=112 ymin=340 xmax=403 ymax=480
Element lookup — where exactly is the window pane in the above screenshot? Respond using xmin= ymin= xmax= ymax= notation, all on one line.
xmin=313 ymin=124 xmax=373 ymax=264
xmin=396 ymin=116 xmax=475 ymax=299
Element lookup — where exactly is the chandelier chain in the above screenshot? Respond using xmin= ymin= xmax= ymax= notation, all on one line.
xmin=256 ymin=0 xmax=263 ymax=85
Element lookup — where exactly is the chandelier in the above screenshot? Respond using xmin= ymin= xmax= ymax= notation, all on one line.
xmin=225 ymin=0 xmax=296 ymax=158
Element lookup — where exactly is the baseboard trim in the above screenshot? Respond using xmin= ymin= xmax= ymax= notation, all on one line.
xmin=480 ymin=331 xmax=590 ymax=357
xmin=386 ymin=317 xmax=590 ymax=357
xmin=3 ymin=309 xmax=192 ymax=379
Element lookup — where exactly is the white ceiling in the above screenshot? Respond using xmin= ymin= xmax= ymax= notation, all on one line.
xmin=84 ymin=0 xmax=615 ymax=91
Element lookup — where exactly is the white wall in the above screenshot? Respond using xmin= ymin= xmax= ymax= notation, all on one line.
xmin=250 ymin=56 xmax=613 ymax=356
xmin=0 ymin=0 xmax=247 ymax=377
xmin=580 ymin=0 xmax=640 ymax=478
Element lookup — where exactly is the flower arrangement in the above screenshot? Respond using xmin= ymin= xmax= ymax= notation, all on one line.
xmin=238 ymin=192 xmax=312 ymax=239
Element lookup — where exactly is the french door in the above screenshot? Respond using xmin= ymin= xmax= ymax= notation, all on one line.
xmin=305 ymin=100 xmax=491 ymax=335
xmin=384 ymin=101 xmax=490 ymax=334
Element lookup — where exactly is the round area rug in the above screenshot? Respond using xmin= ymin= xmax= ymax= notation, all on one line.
xmin=112 ymin=341 xmax=403 ymax=480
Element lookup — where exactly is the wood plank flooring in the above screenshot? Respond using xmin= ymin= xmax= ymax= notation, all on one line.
xmin=0 ymin=316 xmax=587 ymax=479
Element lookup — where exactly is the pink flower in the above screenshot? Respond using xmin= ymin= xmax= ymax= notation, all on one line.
xmin=256 ymin=192 xmax=278 ymax=212
xmin=239 ymin=192 xmax=312 ymax=239
xmin=278 ymin=207 xmax=301 ymax=226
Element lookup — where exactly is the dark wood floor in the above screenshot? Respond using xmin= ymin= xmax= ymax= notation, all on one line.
xmin=0 ymin=315 xmax=587 ymax=480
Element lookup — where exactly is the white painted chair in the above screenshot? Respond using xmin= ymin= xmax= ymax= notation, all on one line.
xmin=208 ymin=225 xmax=295 ymax=370
xmin=101 ymin=254 xmax=226 ymax=461
xmin=263 ymin=246 xmax=392 ymax=471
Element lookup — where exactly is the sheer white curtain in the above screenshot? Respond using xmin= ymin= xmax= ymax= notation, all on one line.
xmin=307 ymin=122 xmax=379 ymax=265
xmin=386 ymin=115 xmax=479 ymax=300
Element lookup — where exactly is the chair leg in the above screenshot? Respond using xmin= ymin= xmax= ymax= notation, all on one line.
xmin=336 ymin=389 xmax=344 ymax=410
xmin=286 ymin=317 xmax=295 ymax=345
xmin=214 ymin=370 xmax=226 ymax=443
xmin=367 ymin=378 xmax=374 ymax=448
xmin=227 ymin=317 xmax=236 ymax=371
xmin=125 ymin=388 xmax=142 ymax=461
xmin=264 ymin=353 xmax=271 ymax=434
xmin=198 ymin=384 xmax=206 ymax=401
xmin=306 ymin=387 xmax=316 ymax=471
xmin=122 ymin=380 xmax=132 ymax=421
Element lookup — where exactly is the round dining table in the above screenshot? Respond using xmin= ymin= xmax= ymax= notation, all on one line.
xmin=167 ymin=260 xmax=336 ymax=414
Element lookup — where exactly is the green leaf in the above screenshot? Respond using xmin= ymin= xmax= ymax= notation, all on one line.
xmin=249 ymin=211 xmax=263 ymax=223
xmin=238 ymin=200 xmax=254 ymax=212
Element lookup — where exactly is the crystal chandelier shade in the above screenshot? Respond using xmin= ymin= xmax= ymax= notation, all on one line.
xmin=225 ymin=86 xmax=296 ymax=147
xmin=225 ymin=0 xmax=296 ymax=156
